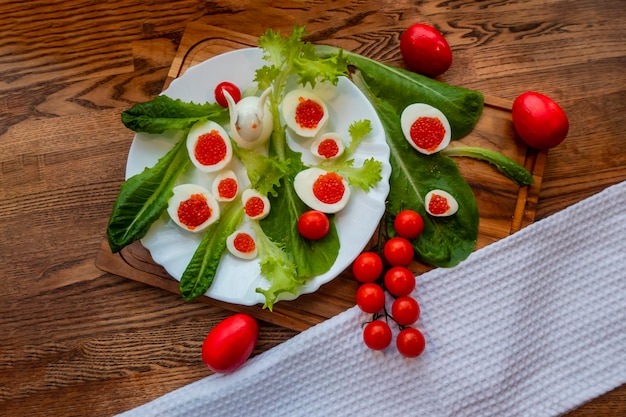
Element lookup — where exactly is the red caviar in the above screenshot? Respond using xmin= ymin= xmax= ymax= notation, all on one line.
xmin=244 ymin=197 xmax=265 ymax=218
xmin=194 ymin=130 xmax=227 ymax=166
xmin=410 ymin=117 xmax=445 ymax=152
xmin=313 ymin=172 xmax=345 ymax=204
xmin=295 ymin=97 xmax=324 ymax=129
xmin=232 ymin=233 xmax=256 ymax=254
xmin=428 ymin=193 xmax=450 ymax=215
xmin=217 ymin=178 xmax=238 ymax=200
xmin=178 ymin=194 xmax=211 ymax=229
xmin=317 ymin=138 xmax=340 ymax=159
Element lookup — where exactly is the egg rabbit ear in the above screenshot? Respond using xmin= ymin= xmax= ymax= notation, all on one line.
xmin=257 ymin=86 xmax=272 ymax=120
xmin=223 ymin=88 xmax=238 ymax=124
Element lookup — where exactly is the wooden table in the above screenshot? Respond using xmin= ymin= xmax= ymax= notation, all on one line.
xmin=1 ymin=1 xmax=624 ymax=416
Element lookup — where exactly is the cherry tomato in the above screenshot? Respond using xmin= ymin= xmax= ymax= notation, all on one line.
xmin=201 ymin=313 xmax=258 ymax=374
xmin=214 ymin=81 xmax=241 ymax=108
xmin=512 ymin=91 xmax=569 ymax=150
xmin=391 ymin=296 xmax=420 ymax=326
xmin=400 ymin=23 xmax=452 ymax=77
xmin=352 ymin=252 xmax=384 ymax=283
xmin=362 ymin=320 xmax=392 ymax=351
xmin=394 ymin=209 xmax=424 ymax=239
xmin=396 ymin=327 xmax=426 ymax=358
xmin=383 ymin=237 xmax=414 ymax=266
xmin=297 ymin=210 xmax=330 ymax=240
xmin=384 ymin=266 xmax=416 ymax=297
xmin=356 ymin=283 xmax=386 ymax=314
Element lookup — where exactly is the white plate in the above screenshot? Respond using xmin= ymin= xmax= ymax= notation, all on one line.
xmin=126 ymin=48 xmax=391 ymax=306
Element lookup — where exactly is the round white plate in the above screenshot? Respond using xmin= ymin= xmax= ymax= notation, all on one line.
xmin=126 ymin=47 xmax=391 ymax=306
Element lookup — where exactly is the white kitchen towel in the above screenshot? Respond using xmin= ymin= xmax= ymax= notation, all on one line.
xmin=117 ymin=181 xmax=626 ymax=417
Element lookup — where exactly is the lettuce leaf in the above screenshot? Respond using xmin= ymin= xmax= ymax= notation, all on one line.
xmin=179 ymin=199 xmax=244 ymax=301
xmin=121 ymin=95 xmax=229 ymax=134
xmin=315 ymin=45 xmax=484 ymax=140
xmin=106 ymin=137 xmax=190 ymax=253
xmin=352 ymin=71 xmax=479 ymax=267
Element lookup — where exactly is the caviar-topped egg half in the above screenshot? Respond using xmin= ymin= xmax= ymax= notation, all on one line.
xmin=401 ymin=103 xmax=451 ymax=155
xmin=281 ymin=89 xmax=329 ymax=138
xmin=424 ymin=189 xmax=458 ymax=217
xmin=311 ymin=132 xmax=345 ymax=160
xmin=294 ymin=167 xmax=351 ymax=214
xmin=187 ymin=120 xmax=233 ymax=172
xmin=167 ymin=184 xmax=221 ymax=232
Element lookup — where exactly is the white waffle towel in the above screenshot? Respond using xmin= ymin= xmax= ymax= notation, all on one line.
xmin=117 ymin=181 xmax=626 ymax=417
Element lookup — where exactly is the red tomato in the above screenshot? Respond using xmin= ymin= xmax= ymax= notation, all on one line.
xmin=396 ymin=327 xmax=426 ymax=358
xmin=214 ymin=81 xmax=241 ymax=108
xmin=383 ymin=237 xmax=415 ymax=266
xmin=362 ymin=320 xmax=392 ymax=351
xmin=356 ymin=283 xmax=386 ymax=314
xmin=512 ymin=91 xmax=569 ymax=150
xmin=352 ymin=252 xmax=384 ymax=283
xmin=394 ymin=210 xmax=424 ymax=239
xmin=400 ymin=23 xmax=452 ymax=77
xmin=384 ymin=266 xmax=416 ymax=297
xmin=297 ymin=210 xmax=330 ymax=240
xmin=201 ymin=313 xmax=258 ymax=374
xmin=391 ymin=296 xmax=420 ymax=326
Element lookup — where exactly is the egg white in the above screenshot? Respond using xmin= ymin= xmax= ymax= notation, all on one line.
xmin=166 ymin=184 xmax=221 ymax=232
xmin=311 ymin=132 xmax=345 ymax=160
xmin=400 ymin=103 xmax=451 ymax=154
xmin=226 ymin=230 xmax=258 ymax=260
xmin=187 ymin=120 xmax=233 ymax=172
xmin=294 ymin=167 xmax=351 ymax=214
xmin=212 ymin=169 xmax=239 ymax=202
xmin=241 ymin=188 xmax=271 ymax=220
xmin=282 ymin=88 xmax=329 ymax=138
xmin=424 ymin=189 xmax=458 ymax=217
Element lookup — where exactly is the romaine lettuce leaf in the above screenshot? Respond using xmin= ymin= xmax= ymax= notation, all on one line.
xmin=106 ymin=137 xmax=190 ymax=253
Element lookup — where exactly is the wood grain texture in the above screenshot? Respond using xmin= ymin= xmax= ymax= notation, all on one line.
xmin=1 ymin=1 xmax=625 ymax=416
xmin=94 ymin=22 xmax=545 ymax=332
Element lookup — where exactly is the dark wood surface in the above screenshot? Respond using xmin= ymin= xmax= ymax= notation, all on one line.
xmin=1 ymin=1 xmax=624 ymax=416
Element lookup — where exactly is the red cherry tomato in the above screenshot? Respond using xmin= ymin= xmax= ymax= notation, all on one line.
xmin=356 ymin=283 xmax=386 ymax=314
xmin=352 ymin=252 xmax=384 ymax=283
xmin=297 ymin=210 xmax=330 ymax=240
xmin=383 ymin=237 xmax=415 ymax=266
xmin=214 ymin=81 xmax=241 ymax=108
xmin=400 ymin=23 xmax=453 ymax=77
xmin=394 ymin=209 xmax=424 ymax=239
xmin=384 ymin=266 xmax=416 ymax=297
xmin=512 ymin=91 xmax=569 ymax=150
xmin=201 ymin=313 xmax=258 ymax=374
xmin=362 ymin=320 xmax=392 ymax=351
xmin=396 ymin=327 xmax=426 ymax=358
xmin=391 ymin=296 xmax=420 ymax=326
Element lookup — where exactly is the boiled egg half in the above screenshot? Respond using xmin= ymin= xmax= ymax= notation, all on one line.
xmin=187 ymin=120 xmax=233 ymax=172
xmin=400 ymin=103 xmax=451 ymax=154
xmin=281 ymin=89 xmax=329 ymax=138
xmin=311 ymin=132 xmax=344 ymax=160
xmin=242 ymin=189 xmax=271 ymax=220
xmin=212 ymin=169 xmax=239 ymax=202
xmin=294 ymin=167 xmax=351 ymax=214
xmin=226 ymin=230 xmax=258 ymax=260
xmin=424 ymin=189 xmax=458 ymax=217
xmin=167 ymin=184 xmax=220 ymax=232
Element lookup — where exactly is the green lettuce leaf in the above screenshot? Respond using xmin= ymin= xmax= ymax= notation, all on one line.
xmin=121 ymin=95 xmax=229 ymax=134
xmin=353 ymin=71 xmax=479 ymax=267
xmin=442 ymin=146 xmax=534 ymax=186
xmin=179 ymin=199 xmax=244 ymax=301
xmin=315 ymin=45 xmax=484 ymax=140
xmin=106 ymin=137 xmax=190 ymax=253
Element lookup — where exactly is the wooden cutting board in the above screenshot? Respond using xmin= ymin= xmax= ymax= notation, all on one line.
xmin=95 ymin=23 xmax=546 ymax=332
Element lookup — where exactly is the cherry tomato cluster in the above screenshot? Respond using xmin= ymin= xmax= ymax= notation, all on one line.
xmin=353 ymin=209 xmax=426 ymax=358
